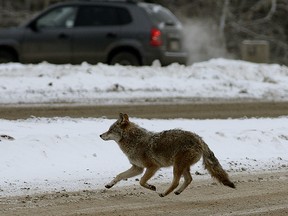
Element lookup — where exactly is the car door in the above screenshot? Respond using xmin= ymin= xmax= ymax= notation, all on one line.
xmin=71 ymin=5 xmax=122 ymax=64
xmin=21 ymin=6 xmax=77 ymax=64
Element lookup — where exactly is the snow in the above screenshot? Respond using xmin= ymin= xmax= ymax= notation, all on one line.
xmin=0 ymin=117 xmax=288 ymax=197
xmin=0 ymin=58 xmax=288 ymax=104
xmin=0 ymin=58 xmax=288 ymax=197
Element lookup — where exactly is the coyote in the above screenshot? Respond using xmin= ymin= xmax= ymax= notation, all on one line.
xmin=100 ymin=113 xmax=235 ymax=197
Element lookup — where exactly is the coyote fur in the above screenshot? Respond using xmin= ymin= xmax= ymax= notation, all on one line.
xmin=100 ymin=113 xmax=235 ymax=197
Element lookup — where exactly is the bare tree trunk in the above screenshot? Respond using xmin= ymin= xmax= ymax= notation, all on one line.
xmin=220 ymin=0 xmax=230 ymax=33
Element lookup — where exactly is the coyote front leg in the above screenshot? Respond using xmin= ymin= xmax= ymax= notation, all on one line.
xmin=139 ymin=166 xmax=159 ymax=191
xmin=105 ymin=165 xmax=144 ymax=189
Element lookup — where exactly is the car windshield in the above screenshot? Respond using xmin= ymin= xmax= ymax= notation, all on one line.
xmin=139 ymin=3 xmax=179 ymax=26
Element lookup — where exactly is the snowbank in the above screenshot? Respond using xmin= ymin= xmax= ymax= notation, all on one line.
xmin=0 ymin=59 xmax=288 ymax=104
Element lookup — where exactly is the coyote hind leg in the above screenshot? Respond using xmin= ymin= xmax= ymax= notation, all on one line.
xmin=159 ymin=164 xmax=183 ymax=197
xmin=105 ymin=165 xmax=143 ymax=189
xmin=159 ymin=152 xmax=199 ymax=197
xmin=174 ymin=167 xmax=192 ymax=195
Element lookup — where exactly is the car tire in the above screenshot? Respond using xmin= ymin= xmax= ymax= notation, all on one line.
xmin=110 ymin=51 xmax=140 ymax=66
xmin=0 ymin=50 xmax=17 ymax=63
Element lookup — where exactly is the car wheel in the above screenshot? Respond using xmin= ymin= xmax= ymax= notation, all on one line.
xmin=110 ymin=52 xmax=140 ymax=66
xmin=0 ymin=50 xmax=17 ymax=63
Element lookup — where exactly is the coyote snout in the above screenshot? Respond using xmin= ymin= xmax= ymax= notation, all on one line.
xmin=99 ymin=133 xmax=108 ymax=140
xmin=100 ymin=113 xmax=235 ymax=197
xmin=100 ymin=127 xmax=121 ymax=142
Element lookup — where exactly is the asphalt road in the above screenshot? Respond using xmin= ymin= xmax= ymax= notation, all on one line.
xmin=1 ymin=101 xmax=288 ymax=120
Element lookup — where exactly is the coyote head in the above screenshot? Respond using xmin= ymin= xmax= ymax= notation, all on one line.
xmin=100 ymin=113 xmax=129 ymax=142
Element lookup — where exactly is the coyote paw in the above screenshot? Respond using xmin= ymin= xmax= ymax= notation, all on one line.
xmin=158 ymin=193 xmax=166 ymax=197
xmin=174 ymin=191 xmax=181 ymax=195
xmin=149 ymin=185 xmax=156 ymax=191
xmin=105 ymin=184 xmax=113 ymax=189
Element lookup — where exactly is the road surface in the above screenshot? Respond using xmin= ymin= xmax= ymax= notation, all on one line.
xmin=1 ymin=171 xmax=288 ymax=216
xmin=1 ymin=101 xmax=288 ymax=119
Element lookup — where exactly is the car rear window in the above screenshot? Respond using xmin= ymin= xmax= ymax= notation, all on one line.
xmin=139 ymin=3 xmax=179 ymax=26
xmin=75 ymin=6 xmax=132 ymax=27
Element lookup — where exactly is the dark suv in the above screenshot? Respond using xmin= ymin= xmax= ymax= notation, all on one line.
xmin=0 ymin=0 xmax=187 ymax=66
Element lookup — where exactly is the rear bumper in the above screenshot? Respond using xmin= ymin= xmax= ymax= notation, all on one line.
xmin=142 ymin=49 xmax=188 ymax=66
xmin=160 ymin=51 xmax=188 ymax=66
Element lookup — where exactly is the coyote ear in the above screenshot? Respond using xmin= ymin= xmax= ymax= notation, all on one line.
xmin=119 ymin=113 xmax=129 ymax=125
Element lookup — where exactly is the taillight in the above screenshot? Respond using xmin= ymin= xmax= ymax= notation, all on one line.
xmin=150 ymin=28 xmax=162 ymax=46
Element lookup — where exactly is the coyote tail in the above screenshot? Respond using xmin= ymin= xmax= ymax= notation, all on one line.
xmin=202 ymin=142 xmax=236 ymax=189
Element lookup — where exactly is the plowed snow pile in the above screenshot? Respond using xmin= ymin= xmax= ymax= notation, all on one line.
xmin=0 ymin=59 xmax=288 ymax=104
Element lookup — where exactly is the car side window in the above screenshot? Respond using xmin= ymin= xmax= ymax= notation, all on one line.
xmin=118 ymin=7 xmax=132 ymax=25
xmin=75 ymin=6 xmax=132 ymax=27
xmin=36 ymin=6 xmax=77 ymax=29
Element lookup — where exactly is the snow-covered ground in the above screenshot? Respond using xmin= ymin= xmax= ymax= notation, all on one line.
xmin=0 ymin=116 xmax=288 ymax=197
xmin=0 ymin=59 xmax=288 ymax=197
xmin=0 ymin=58 xmax=288 ymax=104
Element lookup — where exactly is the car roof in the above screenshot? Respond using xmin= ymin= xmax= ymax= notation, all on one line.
xmin=51 ymin=0 xmax=159 ymax=8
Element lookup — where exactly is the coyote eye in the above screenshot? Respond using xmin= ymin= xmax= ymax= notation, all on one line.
xmin=108 ymin=126 xmax=116 ymax=134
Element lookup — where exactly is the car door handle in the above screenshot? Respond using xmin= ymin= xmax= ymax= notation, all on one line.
xmin=58 ymin=33 xmax=69 ymax=39
xmin=106 ymin=33 xmax=117 ymax=38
